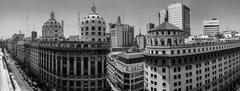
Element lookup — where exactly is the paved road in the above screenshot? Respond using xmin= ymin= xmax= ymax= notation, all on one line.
xmin=5 ymin=53 xmax=34 ymax=91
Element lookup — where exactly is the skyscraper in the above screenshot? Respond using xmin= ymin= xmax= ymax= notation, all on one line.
xmin=31 ymin=31 xmax=37 ymax=40
xmin=159 ymin=2 xmax=190 ymax=37
xmin=146 ymin=22 xmax=155 ymax=32
xmin=203 ymin=18 xmax=220 ymax=37
xmin=110 ymin=16 xmax=134 ymax=48
xmin=159 ymin=9 xmax=168 ymax=25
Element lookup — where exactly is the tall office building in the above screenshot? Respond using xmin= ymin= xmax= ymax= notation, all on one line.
xmin=31 ymin=31 xmax=37 ymax=40
xmin=136 ymin=30 xmax=146 ymax=50
xmin=146 ymin=22 xmax=155 ymax=32
xmin=110 ymin=16 xmax=134 ymax=48
xmin=203 ymin=18 xmax=220 ymax=37
xmin=159 ymin=9 xmax=168 ymax=25
xmin=159 ymin=2 xmax=190 ymax=37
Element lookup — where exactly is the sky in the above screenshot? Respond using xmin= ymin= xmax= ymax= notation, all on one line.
xmin=0 ymin=0 xmax=240 ymax=39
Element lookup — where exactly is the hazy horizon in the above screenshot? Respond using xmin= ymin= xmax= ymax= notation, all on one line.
xmin=1 ymin=0 xmax=240 ymax=39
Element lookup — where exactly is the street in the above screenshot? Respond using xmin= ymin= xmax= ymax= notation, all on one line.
xmin=5 ymin=52 xmax=34 ymax=91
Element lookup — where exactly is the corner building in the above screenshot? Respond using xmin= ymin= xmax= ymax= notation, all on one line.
xmin=37 ymin=5 xmax=110 ymax=91
xmin=144 ymin=22 xmax=240 ymax=91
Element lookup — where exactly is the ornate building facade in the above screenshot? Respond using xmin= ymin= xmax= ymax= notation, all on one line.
xmin=10 ymin=4 xmax=111 ymax=91
xmin=144 ymin=22 xmax=240 ymax=91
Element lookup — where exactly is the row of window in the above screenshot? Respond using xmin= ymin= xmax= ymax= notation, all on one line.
xmin=148 ymin=30 xmax=183 ymax=36
xmin=82 ymin=26 xmax=106 ymax=31
xmin=82 ymin=32 xmax=106 ymax=36
xmin=148 ymin=43 xmax=240 ymax=55
xmin=82 ymin=20 xmax=105 ymax=24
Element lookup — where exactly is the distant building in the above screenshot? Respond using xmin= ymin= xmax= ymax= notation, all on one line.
xmin=31 ymin=31 xmax=37 ymax=40
xmin=107 ymin=47 xmax=144 ymax=91
xmin=159 ymin=2 xmax=191 ymax=37
xmin=109 ymin=16 xmax=134 ymax=48
xmin=159 ymin=9 xmax=168 ymax=25
xmin=203 ymin=18 xmax=220 ymax=37
xmin=221 ymin=29 xmax=239 ymax=38
xmin=136 ymin=30 xmax=146 ymax=50
xmin=146 ymin=22 xmax=155 ymax=32
xmin=69 ymin=35 xmax=80 ymax=41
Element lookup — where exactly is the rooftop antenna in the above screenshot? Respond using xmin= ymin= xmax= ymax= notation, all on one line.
xmin=123 ymin=3 xmax=125 ymax=24
xmin=33 ymin=24 xmax=36 ymax=31
xmin=26 ymin=14 xmax=29 ymax=35
xmin=78 ymin=13 xmax=80 ymax=35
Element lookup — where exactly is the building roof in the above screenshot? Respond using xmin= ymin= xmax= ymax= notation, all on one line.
xmin=150 ymin=22 xmax=181 ymax=32
xmin=118 ymin=52 xmax=144 ymax=59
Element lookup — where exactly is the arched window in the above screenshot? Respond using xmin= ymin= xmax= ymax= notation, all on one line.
xmin=154 ymin=39 xmax=158 ymax=45
xmin=103 ymin=27 xmax=106 ymax=31
xmin=150 ymin=39 xmax=153 ymax=45
xmin=167 ymin=38 xmax=172 ymax=46
xmin=174 ymin=38 xmax=178 ymax=45
xmin=86 ymin=20 xmax=89 ymax=24
xmin=98 ymin=27 xmax=101 ymax=31
xmin=92 ymin=20 xmax=95 ymax=23
xmin=92 ymin=26 xmax=95 ymax=31
xmin=161 ymin=39 xmax=165 ymax=45
xmin=86 ymin=27 xmax=89 ymax=31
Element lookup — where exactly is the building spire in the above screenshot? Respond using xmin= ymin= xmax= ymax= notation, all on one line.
xmin=90 ymin=0 xmax=96 ymax=13
xmin=51 ymin=10 xmax=54 ymax=19
xmin=139 ymin=28 xmax=141 ymax=35
xmin=117 ymin=16 xmax=121 ymax=24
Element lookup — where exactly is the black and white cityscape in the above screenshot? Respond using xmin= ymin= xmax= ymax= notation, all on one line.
xmin=1 ymin=0 xmax=240 ymax=91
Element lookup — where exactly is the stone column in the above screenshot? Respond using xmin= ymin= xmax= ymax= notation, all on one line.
xmin=74 ymin=57 xmax=77 ymax=76
xmin=60 ymin=56 xmax=63 ymax=75
xmin=88 ymin=56 xmax=91 ymax=76
xmin=81 ymin=57 xmax=84 ymax=76
xmin=95 ymin=58 xmax=98 ymax=76
xmin=55 ymin=55 xmax=58 ymax=75
xmin=67 ymin=55 xmax=70 ymax=76
xmin=102 ymin=56 xmax=104 ymax=76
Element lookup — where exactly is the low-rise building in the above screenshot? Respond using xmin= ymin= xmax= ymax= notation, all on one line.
xmin=107 ymin=47 xmax=144 ymax=91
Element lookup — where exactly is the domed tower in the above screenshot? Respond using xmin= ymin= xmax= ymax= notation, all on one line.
xmin=80 ymin=4 xmax=107 ymax=42
xmin=146 ymin=22 xmax=185 ymax=54
xmin=144 ymin=22 xmax=185 ymax=91
xmin=42 ymin=11 xmax=64 ymax=41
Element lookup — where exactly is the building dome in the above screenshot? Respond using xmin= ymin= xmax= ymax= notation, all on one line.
xmin=147 ymin=22 xmax=185 ymax=47
xmin=42 ymin=11 xmax=64 ymax=41
xmin=80 ymin=5 xmax=107 ymax=42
